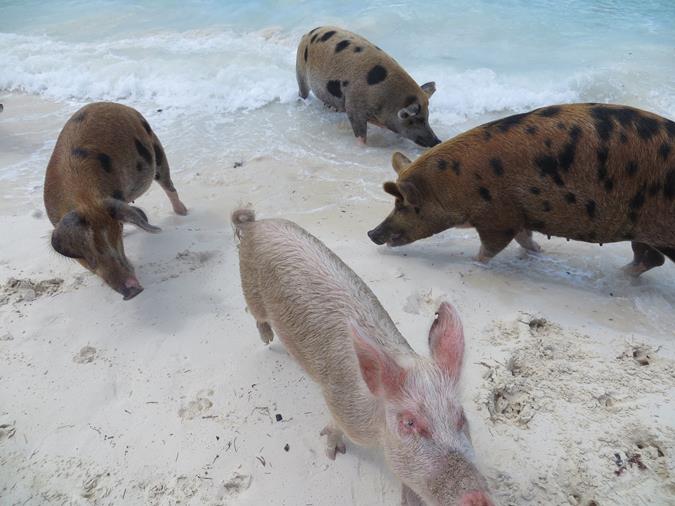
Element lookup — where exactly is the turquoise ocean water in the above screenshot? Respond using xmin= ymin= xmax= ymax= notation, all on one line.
xmin=1 ymin=0 xmax=674 ymax=183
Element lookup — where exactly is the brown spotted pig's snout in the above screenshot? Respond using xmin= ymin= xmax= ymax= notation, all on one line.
xmin=121 ymin=277 xmax=143 ymax=300
xmin=367 ymin=225 xmax=390 ymax=245
xmin=415 ymin=134 xmax=441 ymax=148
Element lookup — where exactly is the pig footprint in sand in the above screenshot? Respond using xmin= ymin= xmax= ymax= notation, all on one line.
xmin=178 ymin=389 xmax=213 ymax=420
xmin=73 ymin=346 xmax=97 ymax=364
xmin=0 ymin=422 xmax=16 ymax=443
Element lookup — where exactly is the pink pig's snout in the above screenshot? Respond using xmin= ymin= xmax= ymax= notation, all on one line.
xmin=459 ymin=491 xmax=494 ymax=506
xmin=122 ymin=276 xmax=143 ymax=300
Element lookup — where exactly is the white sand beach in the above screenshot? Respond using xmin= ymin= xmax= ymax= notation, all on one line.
xmin=1 ymin=91 xmax=674 ymax=505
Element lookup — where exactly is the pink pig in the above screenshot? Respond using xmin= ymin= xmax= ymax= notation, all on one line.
xmin=232 ymin=209 xmax=493 ymax=506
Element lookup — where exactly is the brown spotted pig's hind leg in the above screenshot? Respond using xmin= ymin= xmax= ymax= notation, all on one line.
xmin=623 ymin=242 xmax=665 ymax=277
xmin=475 ymin=228 xmax=516 ymax=263
xmin=515 ymin=229 xmax=541 ymax=253
xmin=346 ymin=94 xmax=368 ymax=144
xmin=152 ymin=138 xmax=188 ymax=216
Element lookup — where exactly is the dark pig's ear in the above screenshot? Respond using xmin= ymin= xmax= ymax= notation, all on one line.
xmin=383 ymin=181 xmax=403 ymax=199
xmin=391 ymin=151 xmax=412 ymax=174
xmin=106 ymin=199 xmax=161 ymax=233
xmin=51 ymin=211 xmax=88 ymax=259
xmin=398 ymin=181 xmax=422 ymax=207
xmin=420 ymin=82 xmax=436 ymax=97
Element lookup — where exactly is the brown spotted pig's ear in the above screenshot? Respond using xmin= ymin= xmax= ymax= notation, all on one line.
xmin=106 ymin=199 xmax=161 ymax=233
xmin=51 ymin=211 xmax=88 ymax=260
xmin=383 ymin=181 xmax=403 ymax=199
xmin=391 ymin=152 xmax=412 ymax=174
xmin=420 ymin=82 xmax=436 ymax=97
xmin=398 ymin=181 xmax=422 ymax=207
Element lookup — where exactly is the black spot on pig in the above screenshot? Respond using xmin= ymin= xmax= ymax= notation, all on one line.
xmin=335 ymin=40 xmax=350 ymax=53
xmin=367 ymin=65 xmax=387 ymax=85
xmin=569 ymin=125 xmax=582 ymax=140
xmin=556 ymin=121 xmax=566 ymax=130
xmin=451 ymin=160 xmax=461 ymax=176
xmin=557 ymin=141 xmax=576 ymax=172
xmin=604 ymin=178 xmax=614 ymax=192
xmin=538 ymin=106 xmax=561 ymax=117
xmin=437 ymin=160 xmax=448 ymax=171
xmin=490 ymin=158 xmax=504 ymax=176
xmin=648 ymin=182 xmax=662 ymax=196
xmin=309 ymin=27 xmax=319 ymax=35
xmin=140 ymin=118 xmax=152 ymax=135
xmin=665 ymin=120 xmax=675 ymax=138
xmin=135 ymin=138 xmax=153 ymax=164
xmin=586 ymin=200 xmax=596 ymax=219
xmin=629 ymin=186 xmax=646 ymax=210
xmin=536 ymin=155 xmax=565 ymax=186
xmin=626 ymin=161 xmax=638 ymax=177
xmin=304 ymin=46 xmax=308 ymax=62
xmin=658 ymin=142 xmax=671 ymax=160
xmin=153 ymin=144 xmax=164 ymax=166
xmin=485 ymin=112 xmax=530 ymax=133
xmin=112 ymin=190 xmax=124 ymax=200
xmin=542 ymin=201 xmax=552 ymax=212
xmin=544 ymin=139 xmax=552 ymax=148
xmin=136 ymin=161 xmax=145 ymax=172
xmin=320 ymin=31 xmax=336 ymax=42
xmin=597 ymin=147 xmax=609 ymax=181
xmin=565 ymin=192 xmax=576 ymax=204
xmin=97 ymin=153 xmax=112 ymax=173
xmin=327 ymin=80 xmax=342 ymax=98
xmin=72 ymin=147 xmax=89 ymax=158
xmin=530 ymin=187 xmax=541 ymax=195
xmin=310 ymin=34 xmax=318 ymax=43
xmin=526 ymin=125 xmax=538 ymax=135
xmin=620 ymin=133 xmax=628 ymax=144
xmin=478 ymin=187 xmax=492 ymax=201
xmin=636 ymin=115 xmax=660 ymax=140
xmin=354 ymin=46 xmax=363 ymax=53
xmin=664 ymin=170 xmax=675 ymax=200
xmin=590 ymin=107 xmax=615 ymax=142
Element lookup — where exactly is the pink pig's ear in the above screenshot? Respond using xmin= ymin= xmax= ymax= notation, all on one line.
xmin=350 ymin=320 xmax=406 ymax=399
xmin=429 ymin=302 xmax=465 ymax=381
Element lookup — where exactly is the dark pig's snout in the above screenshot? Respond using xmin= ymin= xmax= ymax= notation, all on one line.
xmin=121 ymin=277 xmax=144 ymax=300
xmin=367 ymin=227 xmax=387 ymax=245
xmin=415 ymin=134 xmax=441 ymax=147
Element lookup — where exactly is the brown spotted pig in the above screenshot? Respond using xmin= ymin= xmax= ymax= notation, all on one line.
xmin=296 ymin=26 xmax=441 ymax=147
xmin=44 ymin=102 xmax=187 ymax=300
xmin=232 ymin=209 xmax=493 ymax=506
xmin=368 ymin=103 xmax=675 ymax=275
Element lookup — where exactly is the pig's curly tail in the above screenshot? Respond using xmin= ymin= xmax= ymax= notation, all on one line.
xmin=231 ymin=208 xmax=256 ymax=239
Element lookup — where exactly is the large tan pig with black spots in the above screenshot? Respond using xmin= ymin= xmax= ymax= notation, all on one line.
xmin=296 ymin=26 xmax=441 ymax=147
xmin=368 ymin=103 xmax=675 ymax=276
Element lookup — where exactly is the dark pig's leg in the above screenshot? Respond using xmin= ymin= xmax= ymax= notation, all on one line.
xmin=152 ymin=137 xmax=188 ymax=215
xmin=623 ymin=242 xmax=665 ymax=276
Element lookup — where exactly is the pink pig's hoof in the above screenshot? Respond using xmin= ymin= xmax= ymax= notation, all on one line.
xmin=320 ymin=425 xmax=346 ymax=460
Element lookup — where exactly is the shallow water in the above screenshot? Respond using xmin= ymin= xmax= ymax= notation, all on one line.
xmin=2 ymin=0 xmax=674 ymax=180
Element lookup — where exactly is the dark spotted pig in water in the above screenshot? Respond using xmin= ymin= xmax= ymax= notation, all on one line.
xmin=44 ymin=102 xmax=188 ymax=299
xmin=368 ymin=103 xmax=675 ymax=276
xmin=296 ymin=26 xmax=441 ymax=147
